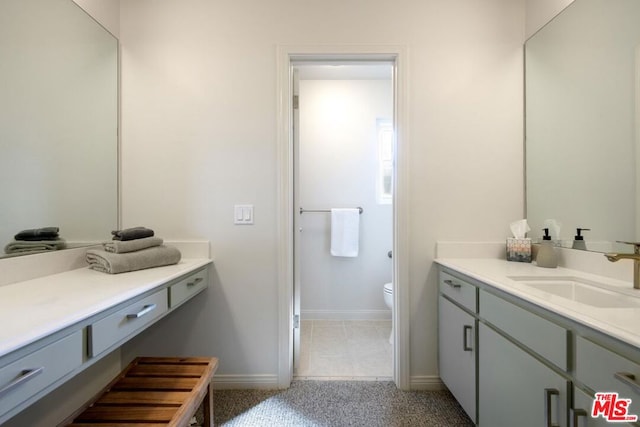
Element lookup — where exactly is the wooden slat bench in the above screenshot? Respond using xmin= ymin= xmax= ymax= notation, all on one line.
xmin=63 ymin=357 xmax=218 ymax=427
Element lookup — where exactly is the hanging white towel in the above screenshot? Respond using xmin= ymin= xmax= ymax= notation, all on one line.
xmin=330 ymin=208 xmax=360 ymax=257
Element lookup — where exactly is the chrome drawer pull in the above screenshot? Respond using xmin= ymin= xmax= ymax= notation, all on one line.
xmin=444 ymin=279 xmax=461 ymax=289
xmin=570 ymin=408 xmax=587 ymax=427
xmin=614 ymin=372 xmax=640 ymax=393
xmin=126 ymin=303 xmax=157 ymax=319
xmin=187 ymin=277 xmax=204 ymax=287
xmin=0 ymin=367 xmax=44 ymax=398
xmin=463 ymin=325 xmax=473 ymax=351
xmin=545 ymin=388 xmax=560 ymax=427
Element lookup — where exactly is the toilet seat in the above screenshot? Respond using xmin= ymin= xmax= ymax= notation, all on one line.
xmin=384 ymin=282 xmax=393 ymax=293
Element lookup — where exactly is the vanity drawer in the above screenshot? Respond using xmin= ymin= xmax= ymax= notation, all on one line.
xmin=169 ymin=268 xmax=208 ymax=309
xmin=88 ymin=289 xmax=168 ymax=357
xmin=577 ymin=336 xmax=640 ymax=408
xmin=0 ymin=331 xmax=82 ymax=418
xmin=480 ymin=290 xmax=569 ymax=371
xmin=439 ymin=271 xmax=477 ymax=313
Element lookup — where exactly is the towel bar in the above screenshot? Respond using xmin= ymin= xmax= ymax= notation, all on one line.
xmin=299 ymin=207 xmax=363 ymax=214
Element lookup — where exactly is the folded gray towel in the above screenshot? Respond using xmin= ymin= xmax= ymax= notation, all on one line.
xmin=111 ymin=227 xmax=155 ymax=241
xmin=4 ymin=239 xmax=67 ymax=254
xmin=103 ymin=236 xmax=164 ymax=253
xmin=15 ymin=227 xmax=60 ymax=241
xmin=86 ymin=245 xmax=181 ymax=274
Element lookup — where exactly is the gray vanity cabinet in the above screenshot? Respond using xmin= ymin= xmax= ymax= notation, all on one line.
xmin=439 ymin=296 xmax=476 ymax=421
xmin=438 ymin=264 xmax=640 ymax=427
xmin=438 ymin=272 xmax=477 ymax=422
xmin=478 ymin=323 xmax=569 ymax=427
xmin=0 ymin=263 xmax=210 ymax=425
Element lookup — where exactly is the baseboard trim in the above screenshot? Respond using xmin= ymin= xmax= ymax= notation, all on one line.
xmin=212 ymin=374 xmax=444 ymax=391
xmin=410 ymin=375 xmax=445 ymax=391
xmin=212 ymin=374 xmax=281 ymax=390
xmin=301 ymin=309 xmax=391 ymax=321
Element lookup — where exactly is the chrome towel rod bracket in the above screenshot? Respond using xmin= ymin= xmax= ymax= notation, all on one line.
xmin=300 ymin=207 xmax=363 ymax=215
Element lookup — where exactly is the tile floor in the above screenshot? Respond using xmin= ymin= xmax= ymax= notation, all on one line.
xmin=294 ymin=319 xmax=393 ymax=380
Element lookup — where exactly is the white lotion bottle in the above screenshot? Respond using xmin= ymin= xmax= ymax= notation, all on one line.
xmin=537 ymin=228 xmax=558 ymax=268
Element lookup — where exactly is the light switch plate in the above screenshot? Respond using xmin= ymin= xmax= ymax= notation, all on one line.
xmin=234 ymin=205 xmax=254 ymax=225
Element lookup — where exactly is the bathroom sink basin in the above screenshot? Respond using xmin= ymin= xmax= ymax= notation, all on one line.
xmin=508 ymin=276 xmax=640 ymax=309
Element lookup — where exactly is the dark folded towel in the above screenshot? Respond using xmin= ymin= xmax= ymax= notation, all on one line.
xmin=4 ymin=239 xmax=67 ymax=254
xmin=86 ymin=245 xmax=181 ymax=274
xmin=14 ymin=227 xmax=60 ymax=241
xmin=103 ymin=236 xmax=163 ymax=253
xmin=111 ymin=227 xmax=154 ymax=241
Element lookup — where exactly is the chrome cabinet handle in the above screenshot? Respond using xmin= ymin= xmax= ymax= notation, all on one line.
xmin=187 ymin=277 xmax=204 ymax=287
xmin=0 ymin=367 xmax=44 ymax=398
xmin=545 ymin=388 xmax=560 ymax=427
xmin=444 ymin=279 xmax=461 ymax=289
xmin=570 ymin=408 xmax=587 ymax=427
xmin=463 ymin=325 xmax=473 ymax=351
xmin=614 ymin=372 xmax=640 ymax=393
xmin=126 ymin=303 xmax=157 ymax=319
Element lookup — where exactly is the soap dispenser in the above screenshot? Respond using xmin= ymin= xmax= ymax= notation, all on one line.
xmin=572 ymin=228 xmax=590 ymax=250
xmin=537 ymin=228 xmax=558 ymax=268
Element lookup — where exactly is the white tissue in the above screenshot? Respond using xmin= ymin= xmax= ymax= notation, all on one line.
xmin=543 ymin=219 xmax=562 ymax=240
xmin=510 ymin=219 xmax=530 ymax=239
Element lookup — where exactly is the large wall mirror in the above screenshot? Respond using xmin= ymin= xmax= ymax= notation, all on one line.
xmin=526 ymin=0 xmax=640 ymax=253
xmin=0 ymin=0 xmax=118 ymax=258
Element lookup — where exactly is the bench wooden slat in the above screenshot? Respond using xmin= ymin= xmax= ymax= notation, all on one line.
xmin=96 ymin=391 xmax=191 ymax=406
xmin=75 ymin=406 xmax=176 ymax=422
xmin=67 ymin=424 xmax=169 ymax=427
xmin=136 ymin=356 xmax=213 ymax=365
xmin=111 ymin=377 xmax=199 ymax=391
xmin=128 ymin=363 xmax=206 ymax=377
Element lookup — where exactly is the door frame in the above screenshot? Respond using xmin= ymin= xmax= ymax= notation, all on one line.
xmin=275 ymin=44 xmax=410 ymax=389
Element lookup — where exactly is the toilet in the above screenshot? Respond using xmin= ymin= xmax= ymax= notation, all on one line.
xmin=383 ymin=282 xmax=393 ymax=345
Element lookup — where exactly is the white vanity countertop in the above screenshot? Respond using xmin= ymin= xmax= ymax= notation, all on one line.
xmin=436 ymin=258 xmax=640 ymax=349
xmin=0 ymin=258 xmax=212 ymax=358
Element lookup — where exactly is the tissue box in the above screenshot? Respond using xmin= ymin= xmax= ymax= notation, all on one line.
xmin=506 ymin=238 xmax=531 ymax=263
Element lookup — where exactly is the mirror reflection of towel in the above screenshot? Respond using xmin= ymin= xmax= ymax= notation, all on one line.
xmin=4 ymin=239 xmax=66 ymax=254
xmin=330 ymin=208 xmax=360 ymax=257
xmin=14 ymin=227 xmax=60 ymax=241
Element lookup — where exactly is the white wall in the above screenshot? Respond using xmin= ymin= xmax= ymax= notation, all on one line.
xmin=119 ymin=0 xmax=525 ymax=386
xmin=72 ymin=0 xmax=120 ymax=37
xmin=525 ymin=0 xmax=574 ymax=39
xmin=298 ymin=79 xmax=393 ymax=319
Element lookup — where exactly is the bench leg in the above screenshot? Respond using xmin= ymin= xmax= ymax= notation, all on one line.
xmin=203 ymin=381 xmax=214 ymax=427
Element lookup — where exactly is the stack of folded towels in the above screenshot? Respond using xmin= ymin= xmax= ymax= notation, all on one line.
xmin=4 ymin=227 xmax=67 ymax=256
xmin=86 ymin=227 xmax=181 ymax=274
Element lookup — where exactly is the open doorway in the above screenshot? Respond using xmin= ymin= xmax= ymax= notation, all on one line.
xmin=293 ymin=62 xmax=395 ymax=379
xmin=276 ymin=47 xmax=408 ymax=389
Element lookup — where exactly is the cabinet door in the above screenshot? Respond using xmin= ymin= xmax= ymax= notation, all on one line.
xmin=439 ymin=295 xmax=476 ymax=422
xmin=479 ymin=323 xmax=569 ymax=427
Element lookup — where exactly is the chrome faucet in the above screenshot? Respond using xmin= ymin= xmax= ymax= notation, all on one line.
xmin=605 ymin=241 xmax=640 ymax=289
